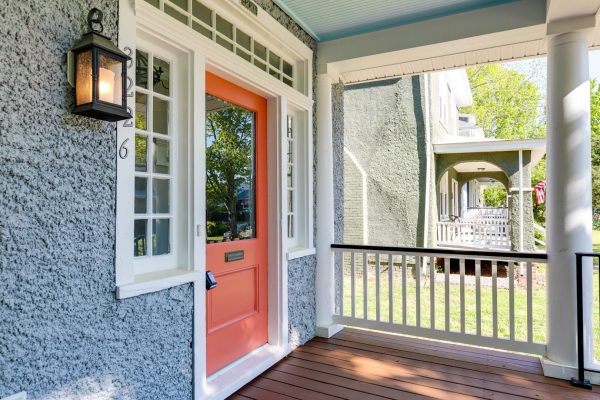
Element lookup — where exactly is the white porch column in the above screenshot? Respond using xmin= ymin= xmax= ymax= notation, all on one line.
xmin=315 ymin=69 xmax=343 ymax=338
xmin=545 ymin=31 xmax=593 ymax=375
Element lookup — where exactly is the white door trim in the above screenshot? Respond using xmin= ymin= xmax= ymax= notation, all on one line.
xmin=118 ymin=0 xmax=313 ymax=398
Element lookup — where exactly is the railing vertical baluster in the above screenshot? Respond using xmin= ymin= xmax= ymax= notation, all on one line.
xmin=416 ymin=256 xmax=421 ymax=328
xmin=363 ymin=252 xmax=368 ymax=320
xmin=445 ymin=257 xmax=450 ymax=332
xmin=375 ymin=253 xmax=381 ymax=322
xmin=527 ymin=261 xmax=533 ymax=343
xmin=430 ymin=256 xmax=435 ymax=329
xmin=402 ymin=255 xmax=407 ymax=326
xmin=476 ymin=259 xmax=481 ymax=336
xmin=389 ymin=253 xmax=394 ymax=323
xmin=509 ymin=261 xmax=515 ymax=341
xmin=492 ymin=260 xmax=498 ymax=338
xmin=351 ymin=251 xmax=356 ymax=318
xmin=339 ymin=250 xmax=344 ymax=316
xmin=460 ymin=258 xmax=465 ymax=334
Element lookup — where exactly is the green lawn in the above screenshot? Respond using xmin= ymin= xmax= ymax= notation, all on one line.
xmin=594 ymin=230 xmax=600 ymax=253
xmin=341 ymin=260 xmax=600 ymax=359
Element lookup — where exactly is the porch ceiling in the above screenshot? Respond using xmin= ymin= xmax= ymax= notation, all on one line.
xmin=272 ymin=0 xmax=516 ymax=42
xmin=302 ymin=0 xmax=600 ymax=84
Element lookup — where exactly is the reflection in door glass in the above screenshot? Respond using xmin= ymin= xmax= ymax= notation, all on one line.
xmin=205 ymin=94 xmax=255 ymax=243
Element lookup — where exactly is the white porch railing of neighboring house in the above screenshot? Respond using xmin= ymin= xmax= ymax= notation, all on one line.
xmin=332 ymin=244 xmax=548 ymax=356
xmin=437 ymin=220 xmax=511 ymax=250
xmin=464 ymin=207 xmax=509 ymax=220
xmin=534 ymin=223 xmax=546 ymax=250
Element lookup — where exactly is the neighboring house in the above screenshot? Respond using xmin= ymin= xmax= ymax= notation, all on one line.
xmin=2 ymin=1 xmax=598 ymax=399
xmin=342 ymin=69 xmax=546 ymax=251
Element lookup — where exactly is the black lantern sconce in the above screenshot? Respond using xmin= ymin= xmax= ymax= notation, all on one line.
xmin=68 ymin=8 xmax=132 ymax=122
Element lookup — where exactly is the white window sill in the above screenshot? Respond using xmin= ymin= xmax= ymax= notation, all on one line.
xmin=116 ymin=269 xmax=202 ymax=300
xmin=287 ymin=247 xmax=316 ymax=260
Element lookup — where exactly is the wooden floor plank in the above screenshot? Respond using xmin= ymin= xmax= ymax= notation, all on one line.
xmin=331 ymin=331 xmax=542 ymax=373
xmin=238 ymin=384 xmax=299 ymax=400
xmin=249 ymin=376 xmax=343 ymax=400
xmin=273 ymin=361 xmax=475 ymax=400
xmin=230 ymin=329 xmax=600 ymax=400
xmin=290 ymin=344 xmax=581 ymax=400
xmin=305 ymin=337 xmax=599 ymax=395
xmin=311 ymin=336 xmax=550 ymax=381
xmin=344 ymin=327 xmax=542 ymax=365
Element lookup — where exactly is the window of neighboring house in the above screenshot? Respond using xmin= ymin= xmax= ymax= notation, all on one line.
xmin=286 ymin=107 xmax=314 ymax=258
xmin=439 ymin=172 xmax=449 ymax=220
xmin=452 ymin=179 xmax=459 ymax=216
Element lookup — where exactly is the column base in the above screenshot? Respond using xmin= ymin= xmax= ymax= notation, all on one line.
xmin=315 ymin=324 xmax=344 ymax=338
xmin=541 ymin=357 xmax=600 ymax=385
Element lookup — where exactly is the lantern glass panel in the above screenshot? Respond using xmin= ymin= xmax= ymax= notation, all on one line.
xmin=98 ymin=52 xmax=123 ymax=106
xmin=75 ymin=50 xmax=93 ymax=106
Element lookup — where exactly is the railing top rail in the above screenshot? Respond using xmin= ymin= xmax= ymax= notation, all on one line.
xmin=331 ymin=243 xmax=548 ymax=261
xmin=575 ymin=252 xmax=600 ymax=258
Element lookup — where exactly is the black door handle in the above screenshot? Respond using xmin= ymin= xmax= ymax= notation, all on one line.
xmin=206 ymin=271 xmax=217 ymax=291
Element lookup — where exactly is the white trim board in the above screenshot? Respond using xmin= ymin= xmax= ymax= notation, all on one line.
xmin=118 ymin=1 xmax=316 ymax=398
xmin=1 ymin=393 xmax=26 ymax=400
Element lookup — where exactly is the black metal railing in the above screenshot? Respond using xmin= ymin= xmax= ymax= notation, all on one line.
xmin=572 ymin=252 xmax=600 ymax=389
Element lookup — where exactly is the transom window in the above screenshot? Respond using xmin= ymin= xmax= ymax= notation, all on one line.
xmin=134 ymin=49 xmax=174 ymax=263
xmin=143 ymin=0 xmax=295 ymax=88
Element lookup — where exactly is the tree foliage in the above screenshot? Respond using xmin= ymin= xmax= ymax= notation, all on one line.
xmin=482 ymin=184 xmax=507 ymax=207
xmin=461 ymin=65 xmax=545 ymax=139
xmin=206 ymin=106 xmax=253 ymax=238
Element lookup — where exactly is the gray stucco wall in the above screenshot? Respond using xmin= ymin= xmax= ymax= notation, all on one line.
xmin=1 ymin=1 xmax=318 ymax=399
xmin=253 ymin=0 xmax=319 ymax=348
xmin=340 ymin=77 xmax=427 ymax=247
xmin=0 ymin=2 xmax=194 ymax=399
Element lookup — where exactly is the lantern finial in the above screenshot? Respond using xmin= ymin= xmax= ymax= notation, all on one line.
xmin=87 ymin=8 xmax=104 ymax=34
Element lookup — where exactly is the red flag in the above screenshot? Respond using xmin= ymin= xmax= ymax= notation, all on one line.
xmin=534 ymin=180 xmax=546 ymax=205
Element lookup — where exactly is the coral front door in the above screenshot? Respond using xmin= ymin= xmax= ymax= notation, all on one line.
xmin=205 ymin=72 xmax=268 ymax=375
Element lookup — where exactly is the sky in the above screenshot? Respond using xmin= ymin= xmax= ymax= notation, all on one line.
xmin=591 ymin=50 xmax=600 ymax=81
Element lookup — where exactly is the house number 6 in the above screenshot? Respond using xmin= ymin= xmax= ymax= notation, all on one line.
xmin=119 ymin=138 xmax=129 ymax=159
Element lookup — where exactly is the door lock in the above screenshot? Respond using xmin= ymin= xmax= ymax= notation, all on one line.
xmin=206 ymin=271 xmax=217 ymax=291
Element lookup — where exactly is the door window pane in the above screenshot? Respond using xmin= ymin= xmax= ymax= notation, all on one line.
xmin=153 ymin=138 xmax=170 ymax=174
xmin=205 ymin=94 xmax=255 ymax=243
xmin=153 ymin=97 xmax=169 ymax=135
xmin=153 ymin=57 xmax=170 ymax=96
xmin=135 ymin=93 xmax=148 ymax=130
xmin=134 ymin=219 xmax=147 ymax=256
xmin=135 ymin=134 xmax=148 ymax=172
xmin=152 ymin=219 xmax=170 ymax=255
xmin=136 ymin=50 xmax=148 ymax=88
xmin=135 ymin=177 xmax=147 ymax=214
xmin=153 ymin=178 xmax=170 ymax=214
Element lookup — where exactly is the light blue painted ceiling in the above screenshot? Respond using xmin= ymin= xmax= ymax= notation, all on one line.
xmin=272 ymin=0 xmax=518 ymax=41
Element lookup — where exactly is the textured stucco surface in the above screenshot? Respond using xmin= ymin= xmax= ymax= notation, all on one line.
xmin=287 ymin=255 xmax=316 ymax=346
xmin=0 ymin=1 xmax=318 ymax=399
xmin=0 ymin=1 xmax=194 ymax=399
xmin=253 ymin=0 xmax=319 ymax=347
xmin=341 ymin=77 xmax=427 ymax=247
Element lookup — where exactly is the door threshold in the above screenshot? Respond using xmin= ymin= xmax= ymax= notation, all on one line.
xmin=203 ymin=343 xmax=291 ymax=400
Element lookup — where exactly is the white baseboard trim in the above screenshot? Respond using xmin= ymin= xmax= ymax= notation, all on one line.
xmin=205 ymin=343 xmax=291 ymax=400
xmin=1 ymin=392 xmax=26 ymax=400
xmin=541 ymin=357 xmax=600 ymax=384
xmin=315 ymin=323 xmax=344 ymax=338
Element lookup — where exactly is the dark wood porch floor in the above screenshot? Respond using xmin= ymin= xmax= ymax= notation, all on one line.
xmin=231 ymin=327 xmax=600 ymax=400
